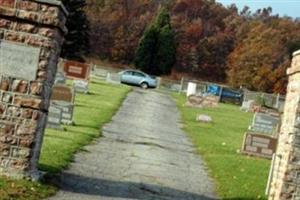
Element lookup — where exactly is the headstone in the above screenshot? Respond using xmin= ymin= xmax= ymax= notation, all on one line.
xmin=196 ymin=114 xmax=213 ymax=123
xmin=47 ymin=105 xmax=63 ymax=130
xmin=51 ymin=101 xmax=74 ymax=125
xmin=64 ymin=60 xmax=91 ymax=80
xmin=202 ymin=95 xmax=220 ymax=107
xmin=0 ymin=1 xmax=67 ymax=179
xmin=185 ymin=95 xmax=204 ymax=108
xmin=249 ymin=112 xmax=280 ymax=135
xmin=241 ymin=132 xmax=277 ymax=159
xmin=73 ymin=80 xmax=89 ymax=94
xmin=51 ymin=85 xmax=74 ymax=103
xmin=187 ymin=82 xmax=197 ymax=97
xmin=54 ymin=72 xmax=66 ymax=85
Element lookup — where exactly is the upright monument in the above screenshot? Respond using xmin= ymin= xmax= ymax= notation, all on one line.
xmin=0 ymin=0 xmax=67 ymax=178
xmin=269 ymin=50 xmax=300 ymax=199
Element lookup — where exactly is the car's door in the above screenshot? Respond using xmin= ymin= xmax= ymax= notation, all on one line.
xmin=121 ymin=71 xmax=134 ymax=83
xmin=131 ymin=71 xmax=146 ymax=85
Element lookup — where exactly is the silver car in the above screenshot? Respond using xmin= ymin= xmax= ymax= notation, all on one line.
xmin=119 ymin=70 xmax=157 ymax=89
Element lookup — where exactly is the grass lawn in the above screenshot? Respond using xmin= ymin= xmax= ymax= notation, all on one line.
xmin=0 ymin=79 xmax=130 ymax=200
xmin=172 ymin=93 xmax=271 ymax=200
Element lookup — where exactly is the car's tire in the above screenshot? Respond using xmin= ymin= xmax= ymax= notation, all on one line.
xmin=140 ymin=82 xmax=148 ymax=89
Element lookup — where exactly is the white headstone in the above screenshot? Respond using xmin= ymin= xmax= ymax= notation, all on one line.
xmin=187 ymin=82 xmax=197 ymax=97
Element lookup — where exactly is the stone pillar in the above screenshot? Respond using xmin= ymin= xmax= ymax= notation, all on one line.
xmin=269 ymin=50 xmax=300 ymax=199
xmin=0 ymin=0 xmax=67 ymax=179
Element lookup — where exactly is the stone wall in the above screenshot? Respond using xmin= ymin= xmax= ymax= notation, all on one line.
xmin=0 ymin=0 xmax=67 ymax=178
xmin=269 ymin=50 xmax=300 ymax=199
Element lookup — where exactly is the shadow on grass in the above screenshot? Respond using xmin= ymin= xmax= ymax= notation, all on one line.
xmin=74 ymin=104 xmax=103 ymax=110
xmin=71 ymin=123 xmax=100 ymax=130
xmin=48 ymin=172 xmax=216 ymax=200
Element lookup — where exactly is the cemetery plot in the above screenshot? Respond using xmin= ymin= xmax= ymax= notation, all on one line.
xmin=241 ymin=132 xmax=277 ymax=159
xmin=249 ymin=112 xmax=280 ymax=135
xmin=64 ymin=60 xmax=91 ymax=80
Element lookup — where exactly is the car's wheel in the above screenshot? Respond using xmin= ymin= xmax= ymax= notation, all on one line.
xmin=140 ymin=82 xmax=148 ymax=89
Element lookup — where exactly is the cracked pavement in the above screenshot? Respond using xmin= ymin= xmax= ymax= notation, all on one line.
xmin=48 ymin=89 xmax=217 ymax=200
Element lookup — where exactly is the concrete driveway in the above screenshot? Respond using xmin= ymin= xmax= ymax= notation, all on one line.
xmin=48 ymin=89 xmax=217 ymax=200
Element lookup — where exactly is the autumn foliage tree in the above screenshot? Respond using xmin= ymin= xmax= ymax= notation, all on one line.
xmin=85 ymin=0 xmax=300 ymax=93
xmin=227 ymin=11 xmax=300 ymax=93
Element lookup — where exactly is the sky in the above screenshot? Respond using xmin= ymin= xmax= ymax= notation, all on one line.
xmin=216 ymin=0 xmax=300 ymax=18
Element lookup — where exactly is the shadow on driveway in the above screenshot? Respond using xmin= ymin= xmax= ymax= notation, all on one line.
xmin=49 ymin=172 xmax=217 ymax=200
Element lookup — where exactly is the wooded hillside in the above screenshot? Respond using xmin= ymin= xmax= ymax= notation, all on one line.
xmin=85 ymin=0 xmax=300 ymax=93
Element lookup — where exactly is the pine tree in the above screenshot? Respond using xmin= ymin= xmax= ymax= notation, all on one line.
xmin=155 ymin=7 xmax=171 ymax=29
xmin=134 ymin=7 xmax=176 ymax=75
xmin=155 ymin=25 xmax=176 ymax=74
xmin=61 ymin=0 xmax=90 ymax=61
xmin=134 ymin=26 xmax=158 ymax=74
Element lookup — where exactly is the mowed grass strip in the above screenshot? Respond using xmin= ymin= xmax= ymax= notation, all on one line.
xmin=39 ymin=80 xmax=130 ymax=173
xmin=0 ymin=80 xmax=130 ymax=200
xmin=172 ymin=93 xmax=271 ymax=199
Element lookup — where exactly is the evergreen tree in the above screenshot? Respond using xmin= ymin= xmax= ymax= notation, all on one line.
xmin=134 ymin=7 xmax=176 ymax=75
xmin=155 ymin=7 xmax=171 ymax=29
xmin=61 ymin=0 xmax=90 ymax=61
xmin=134 ymin=26 xmax=158 ymax=74
xmin=155 ymin=25 xmax=176 ymax=74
